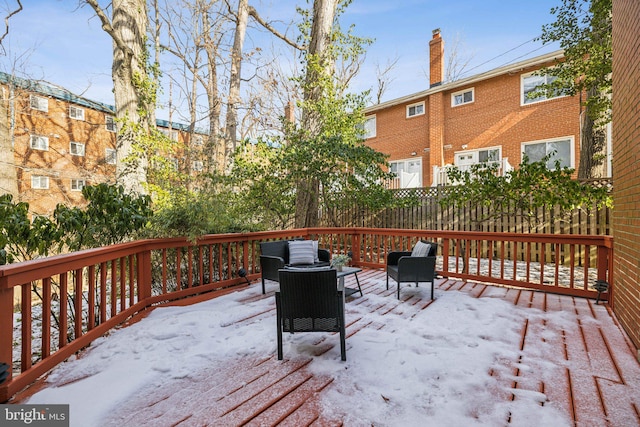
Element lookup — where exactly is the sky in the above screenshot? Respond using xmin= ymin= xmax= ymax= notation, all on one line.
xmin=1 ymin=0 xmax=562 ymax=121
xmin=25 ymin=279 xmax=577 ymax=426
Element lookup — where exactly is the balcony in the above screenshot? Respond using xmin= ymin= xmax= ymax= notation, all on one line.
xmin=432 ymin=158 xmax=514 ymax=186
xmin=2 ymin=228 xmax=638 ymax=426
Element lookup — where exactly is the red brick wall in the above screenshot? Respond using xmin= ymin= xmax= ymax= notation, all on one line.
xmin=443 ymin=66 xmax=582 ymax=170
xmin=11 ymin=90 xmax=116 ymax=215
xmin=611 ymin=0 xmax=640 ymax=357
xmin=365 ymin=60 xmax=582 ymax=185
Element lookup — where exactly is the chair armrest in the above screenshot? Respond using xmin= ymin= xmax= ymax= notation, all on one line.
xmin=260 ymin=255 xmax=286 ymax=281
xmin=386 ymin=251 xmax=412 ymax=266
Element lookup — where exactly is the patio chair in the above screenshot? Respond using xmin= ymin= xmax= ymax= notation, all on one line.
xmin=276 ymin=269 xmax=346 ymax=361
xmin=386 ymin=240 xmax=437 ymax=300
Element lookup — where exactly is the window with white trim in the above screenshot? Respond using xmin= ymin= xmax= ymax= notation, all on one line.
xmin=69 ymin=106 xmax=85 ymax=120
xmin=521 ymin=72 xmax=565 ymax=105
xmin=192 ymin=161 xmax=204 ymax=172
xmin=31 ymin=175 xmax=49 ymax=189
xmin=170 ymin=158 xmax=179 ymax=170
xmin=30 ymin=135 xmax=49 ymax=151
xmin=522 ymin=137 xmax=573 ymax=169
xmin=71 ymin=179 xmax=86 ymax=191
xmin=451 ymin=88 xmax=474 ymax=107
xmin=406 ymin=101 xmax=425 ymax=118
xmin=455 ymin=147 xmax=501 ymax=168
xmin=193 ymin=135 xmax=204 ymax=146
xmin=106 ymin=115 xmax=117 ymax=132
xmin=30 ymin=95 xmax=48 ymax=112
xmin=363 ymin=115 xmax=376 ymax=139
xmin=105 ymin=148 xmax=116 ymax=165
xmin=389 ymin=158 xmax=422 ymax=188
xmin=70 ymin=141 xmax=85 ymax=156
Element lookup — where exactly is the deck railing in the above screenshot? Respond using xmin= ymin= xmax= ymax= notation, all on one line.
xmin=0 ymin=228 xmax=613 ymax=401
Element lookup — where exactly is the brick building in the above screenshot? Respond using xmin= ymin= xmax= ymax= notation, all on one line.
xmin=611 ymin=0 xmax=640 ymax=359
xmin=364 ymin=29 xmax=610 ymax=188
xmin=0 ymin=73 xmax=205 ymax=216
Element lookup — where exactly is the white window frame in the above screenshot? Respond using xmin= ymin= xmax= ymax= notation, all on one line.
xmin=105 ymin=115 xmax=117 ymax=132
xmin=451 ymin=88 xmax=475 ymax=107
xmin=30 ymin=135 xmax=49 ymax=151
xmin=363 ymin=115 xmax=376 ymax=139
xmin=69 ymin=106 xmax=85 ymax=120
xmin=192 ymin=160 xmax=204 ymax=172
xmin=193 ymin=135 xmax=204 ymax=146
xmin=389 ymin=158 xmax=423 ymax=188
xmin=31 ymin=175 xmax=49 ymax=189
xmin=70 ymin=141 xmax=86 ymax=157
xmin=406 ymin=101 xmax=425 ymax=118
xmin=521 ymin=71 xmax=566 ymax=105
xmin=521 ymin=136 xmax=574 ymax=169
xmin=71 ymin=179 xmax=86 ymax=191
xmin=30 ymin=95 xmax=48 ymax=112
xmin=105 ymin=148 xmax=117 ymax=165
xmin=454 ymin=146 xmax=502 ymax=167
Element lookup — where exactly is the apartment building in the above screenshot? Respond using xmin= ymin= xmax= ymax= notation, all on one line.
xmin=364 ymin=29 xmax=607 ymax=188
xmin=0 ymin=72 xmax=205 ymax=216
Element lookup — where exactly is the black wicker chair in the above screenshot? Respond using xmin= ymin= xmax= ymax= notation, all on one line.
xmin=386 ymin=241 xmax=437 ymax=300
xmin=260 ymin=240 xmax=331 ymax=294
xmin=276 ymin=269 xmax=346 ymax=361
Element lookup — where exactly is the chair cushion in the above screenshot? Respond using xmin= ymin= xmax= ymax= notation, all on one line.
xmin=411 ymin=240 xmax=431 ymax=257
xmin=312 ymin=240 xmax=320 ymax=263
xmin=288 ymin=240 xmax=316 ymax=265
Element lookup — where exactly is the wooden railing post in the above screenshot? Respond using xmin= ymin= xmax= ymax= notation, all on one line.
xmin=137 ymin=250 xmax=152 ymax=301
xmin=0 ymin=280 xmax=13 ymax=402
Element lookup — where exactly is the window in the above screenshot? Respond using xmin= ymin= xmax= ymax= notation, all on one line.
xmin=105 ymin=148 xmax=117 ymax=165
xmin=69 ymin=106 xmax=85 ymax=120
xmin=406 ymin=102 xmax=425 ymax=118
xmin=455 ymin=147 xmax=501 ymax=167
xmin=170 ymin=158 xmax=179 ymax=170
xmin=30 ymin=95 xmax=48 ymax=112
xmin=390 ymin=158 xmax=422 ymax=188
xmin=452 ymin=88 xmax=474 ymax=107
xmin=193 ymin=135 xmax=204 ymax=146
xmin=106 ymin=115 xmax=117 ymax=132
xmin=31 ymin=175 xmax=49 ymax=189
xmin=363 ymin=115 xmax=376 ymax=139
xmin=30 ymin=135 xmax=49 ymax=151
xmin=521 ymin=72 xmax=564 ymax=105
xmin=160 ymin=128 xmax=178 ymax=141
xmin=71 ymin=179 xmax=86 ymax=191
xmin=192 ymin=161 xmax=204 ymax=172
xmin=522 ymin=137 xmax=573 ymax=169
xmin=70 ymin=142 xmax=85 ymax=156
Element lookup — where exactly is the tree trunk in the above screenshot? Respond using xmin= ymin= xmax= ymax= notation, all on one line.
xmin=225 ymin=0 xmax=249 ymax=170
xmin=202 ymin=7 xmax=223 ymax=173
xmin=86 ymin=0 xmax=152 ymax=194
xmin=0 ymin=82 xmax=18 ymax=198
xmin=578 ymin=86 xmax=606 ymax=179
xmin=295 ymin=0 xmax=339 ymax=228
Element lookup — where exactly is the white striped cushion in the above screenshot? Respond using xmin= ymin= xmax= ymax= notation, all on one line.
xmin=411 ymin=241 xmax=431 ymax=257
xmin=288 ymin=240 xmax=316 ymax=265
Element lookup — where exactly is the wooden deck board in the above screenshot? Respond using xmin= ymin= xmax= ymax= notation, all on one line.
xmin=26 ymin=269 xmax=640 ymax=426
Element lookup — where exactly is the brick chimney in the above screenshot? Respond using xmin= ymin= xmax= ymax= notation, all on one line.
xmin=429 ymin=28 xmax=444 ymax=87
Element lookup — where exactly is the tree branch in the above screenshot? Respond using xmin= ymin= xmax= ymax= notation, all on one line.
xmin=84 ymin=0 xmax=134 ymax=58
xmin=247 ymin=6 xmax=305 ymax=51
xmin=0 ymin=0 xmax=23 ymax=50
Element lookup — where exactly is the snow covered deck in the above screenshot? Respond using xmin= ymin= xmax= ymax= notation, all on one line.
xmin=18 ymin=268 xmax=640 ymax=426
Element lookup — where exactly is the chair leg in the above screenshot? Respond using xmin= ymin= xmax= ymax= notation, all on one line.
xmin=386 ymin=274 xmax=389 ymax=290
xmin=430 ymin=280 xmax=434 ymax=300
xmin=397 ymin=281 xmax=400 ymax=299
xmin=262 ymin=278 xmax=266 ymax=294
xmin=340 ymin=327 xmax=346 ymax=361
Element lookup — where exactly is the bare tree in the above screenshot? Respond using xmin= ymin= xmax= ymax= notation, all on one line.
xmin=85 ymin=0 xmax=154 ymax=194
xmin=443 ymin=32 xmax=474 ymax=83
xmin=374 ymin=55 xmax=399 ymax=104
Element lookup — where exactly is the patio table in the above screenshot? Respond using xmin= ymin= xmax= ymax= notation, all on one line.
xmin=337 ymin=266 xmax=363 ymax=297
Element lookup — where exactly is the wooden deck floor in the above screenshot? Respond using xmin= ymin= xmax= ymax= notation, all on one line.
xmin=28 ymin=269 xmax=640 ymax=426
